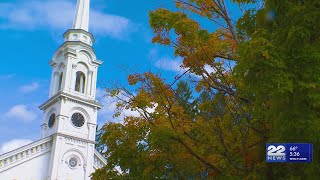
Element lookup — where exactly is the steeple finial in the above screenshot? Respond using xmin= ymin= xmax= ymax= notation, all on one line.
xmin=73 ymin=0 xmax=90 ymax=31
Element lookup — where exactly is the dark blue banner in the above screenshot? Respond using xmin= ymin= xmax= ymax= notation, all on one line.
xmin=266 ymin=143 xmax=312 ymax=163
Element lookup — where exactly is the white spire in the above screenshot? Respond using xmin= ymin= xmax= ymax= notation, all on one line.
xmin=73 ymin=0 xmax=90 ymax=31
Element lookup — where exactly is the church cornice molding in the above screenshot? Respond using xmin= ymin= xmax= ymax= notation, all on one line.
xmin=49 ymin=60 xmax=58 ymax=67
xmin=63 ymin=48 xmax=77 ymax=59
xmin=57 ymin=42 xmax=93 ymax=57
xmin=0 ymin=136 xmax=52 ymax=172
xmin=94 ymin=150 xmax=107 ymax=168
xmin=54 ymin=133 xmax=96 ymax=145
xmin=52 ymin=42 xmax=103 ymax=66
xmin=63 ymin=29 xmax=95 ymax=43
xmin=39 ymin=92 xmax=102 ymax=110
xmin=0 ymin=136 xmax=52 ymax=160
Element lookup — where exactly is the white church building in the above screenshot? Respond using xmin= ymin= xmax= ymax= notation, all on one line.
xmin=0 ymin=0 xmax=108 ymax=179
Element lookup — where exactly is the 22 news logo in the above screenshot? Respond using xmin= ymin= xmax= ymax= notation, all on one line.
xmin=266 ymin=144 xmax=286 ymax=162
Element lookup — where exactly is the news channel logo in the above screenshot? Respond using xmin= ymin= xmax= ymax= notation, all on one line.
xmin=266 ymin=143 xmax=312 ymax=163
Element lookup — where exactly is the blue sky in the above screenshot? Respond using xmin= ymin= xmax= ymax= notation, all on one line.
xmin=0 ymin=0 xmax=243 ymax=153
xmin=0 ymin=0 xmax=191 ymax=153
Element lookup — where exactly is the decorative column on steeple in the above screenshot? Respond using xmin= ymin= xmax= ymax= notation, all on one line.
xmin=73 ymin=0 xmax=90 ymax=31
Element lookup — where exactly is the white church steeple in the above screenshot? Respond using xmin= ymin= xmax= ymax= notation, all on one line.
xmin=0 ymin=0 xmax=106 ymax=179
xmin=73 ymin=0 xmax=90 ymax=31
xmin=38 ymin=0 xmax=104 ymax=179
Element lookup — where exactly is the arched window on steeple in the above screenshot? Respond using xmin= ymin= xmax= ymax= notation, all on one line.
xmin=75 ymin=71 xmax=86 ymax=93
xmin=58 ymin=72 xmax=63 ymax=91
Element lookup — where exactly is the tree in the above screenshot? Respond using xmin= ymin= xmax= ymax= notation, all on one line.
xmin=93 ymin=0 xmax=264 ymax=178
xmin=93 ymin=81 xmax=207 ymax=179
xmin=95 ymin=126 xmax=106 ymax=153
xmin=174 ymin=80 xmax=199 ymax=118
xmin=235 ymin=0 xmax=320 ymax=178
xmin=93 ymin=0 xmax=320 ymax=179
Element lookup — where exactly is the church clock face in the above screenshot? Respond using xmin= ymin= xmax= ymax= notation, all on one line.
xmin=71 ymin=113 xmax=85 ymax=127
xmin=48 ymin=113 xmax=56 ymax=128
xmin=68 ymin=157 xmax=78 ymax=168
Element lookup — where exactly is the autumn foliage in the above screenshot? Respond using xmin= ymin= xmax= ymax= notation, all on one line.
xmin=92 ymin=0 xmax=320 ymax=179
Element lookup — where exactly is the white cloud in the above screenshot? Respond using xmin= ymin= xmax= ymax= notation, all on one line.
xmin=0 ymin=0 xmax=134 ymax=39
xmin=97 ymin=88 xmax=139 ymax=124
xmin=5 ymin=105 xmax=37 ymax=122
xmin=96 ymin=88 xmax=158 ymax=125
xmin=154 ymin=56 xmax=218 ymax=77
xmin=155 ymin=57 xmax=185 ymax=73
xmin=90 ymin=11 xmax=133 ymax=38
xmin=19 ymin=82 xmax=40 ymax=93
xmin=204 ymin=65 xmax=216 ymax=74
xmin=0 ymin=139 xmax=33 ymax=154
xmin=96 ymin=87 xmax=107 ymax=101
